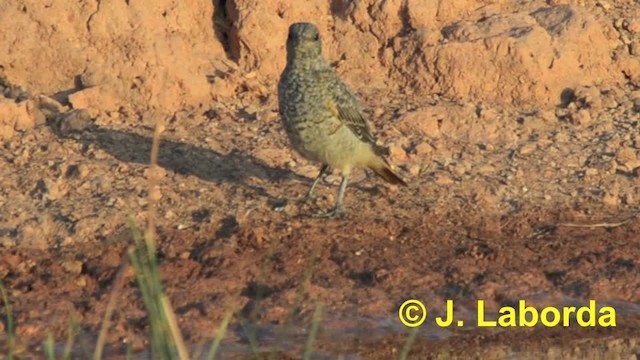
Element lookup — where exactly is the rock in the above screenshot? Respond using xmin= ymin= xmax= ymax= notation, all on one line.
xmin=388 ymin=143 xmax=407 ymax=163
xmin=602 ymin=193 xmax=619 ymax=206
xmin=19 ymin=222 xmax=50 ymax=250
xmin=408 ymin=164 xmax=422 ymax=176
xmin=68 ymin=86 xmax=119 ymax=116
xmin=56 ymin=109 xmax=93 ymax=135
xmin=434 ymin=172 xmax=454 ymax=186
xmin=615 ymin=147 xmax=640 ymax=171
xmin=35 ymin=95 xmax=66 ymax=118
xmin=626 ymin=17 xmax=640 ymax=34
xmin=143 ymin=167 xmax=167 ymax=180
xmin=616 ymin=147 xmax=637 ymax=163
xmin=396 ymin=107 xmax=444 ymax=138
xmin=452 ymin=164 xmax=466 ymax=177
xmin=25 ymin=100 xmax=46 ymax=127
xmin=0 ymin=98 xmax=39 ymax=138
xmin=477 ymin=105 xmax=499 ymax=122
xmin=406 ymin=0 xmax=438 ymax=29
xmin=632 ymin=91 xmax=640 ymax=112
xmin=620 ymin=57 xmax=640 ymax=87
xmin=539 ymin=110 xmax=557 ymax=122
xmin=574 ymin=86 xmax=602 ymax=110
xmin=0 ymin=236 xmax=16 ymax=248
xmin=519 ymin=142 xmax=538 ymax=156
xmin=74 ymin=276 xmax=88 ymax=287
xmin=585 ymin=168 xmax=599 ymax=176
xmin=0 ymin=74 xmax=29 ymax=101
xmin=61 ymin=260 xmax=83 ymax=274
xmin=570 ymin=109 xmax=592 ymax=125
xmin=414 ymin=142 xmax=433 ymax=156
xmin=631 ymin=40 xmax=640 ymax=56
xmin=253 ymin=147 xmax=292 ymax=168
xmin=32 ymin=178 xmax=63 ymax=201
xmin=476 ymin=164 xmax=495 ymax=175
xmin=65 ymin=164 xmax=90 ymax=179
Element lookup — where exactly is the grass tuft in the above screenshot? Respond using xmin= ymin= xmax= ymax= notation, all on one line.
xmin=128 ymin=216 xmax=189 ymax=359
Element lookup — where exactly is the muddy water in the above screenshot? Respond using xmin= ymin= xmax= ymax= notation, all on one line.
xmin=210 ymin=296 xmax=640 ymax=358
xmin=32 ymin=294 xmax=640 ymax=358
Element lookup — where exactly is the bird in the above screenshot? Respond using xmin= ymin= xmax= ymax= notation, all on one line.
xmin=278 ymin=22 xmax=407 ymax=217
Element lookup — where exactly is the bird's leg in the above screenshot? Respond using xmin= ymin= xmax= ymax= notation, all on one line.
xmin=314 ymin=173 xmax=349 ymax=218
xmin=301 ymin=164 xmax=329 ymax=202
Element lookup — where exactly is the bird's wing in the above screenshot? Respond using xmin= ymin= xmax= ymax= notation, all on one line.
xmin=319 ymin=69 xmax=378 ymax=145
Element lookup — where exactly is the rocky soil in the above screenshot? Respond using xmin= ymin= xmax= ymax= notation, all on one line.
xmin=1 ymin=0 xmax=639 ymax=358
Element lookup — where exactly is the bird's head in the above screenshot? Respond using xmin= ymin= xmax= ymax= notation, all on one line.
xmin=286 ymin=22 xmax=322 ymax=61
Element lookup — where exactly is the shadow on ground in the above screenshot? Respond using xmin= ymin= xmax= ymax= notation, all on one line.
xmin=50 ymin=124 xmax=304 ymax=187
xmin=48 ymin=122 xmax=383 ymax=205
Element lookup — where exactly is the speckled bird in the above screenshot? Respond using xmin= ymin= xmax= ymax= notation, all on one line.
xmin=278 ymin=22 xmax=407 ymax=217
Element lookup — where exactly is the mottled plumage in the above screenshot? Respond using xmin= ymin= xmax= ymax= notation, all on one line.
xmin=278 ymin=22 xmax=406 ymax=217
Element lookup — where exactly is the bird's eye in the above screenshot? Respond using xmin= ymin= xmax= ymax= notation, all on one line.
xmin=313 ymin=33 xmax=319 ymax=41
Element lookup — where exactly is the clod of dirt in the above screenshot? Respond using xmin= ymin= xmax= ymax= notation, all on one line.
xmin=68 ymin=86 xmax=120 ymax=117
xmin=569 ymin=109 xmax=592 ymax=126
xmin=0 ymin=73 xmax=29 ymax=101
xmin=61 ymin=260 xmax=83 ymax=274
xmin=632 ymin=91 xmax=640 ymax=112
xmin=574 ymin=86 xmax=603 ymax=110
xmin=54 ymin=109 xmax=93 ymax=135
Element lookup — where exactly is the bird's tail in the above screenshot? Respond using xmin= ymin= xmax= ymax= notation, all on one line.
xmin=368 ymin=157 xmax=407 ymax=186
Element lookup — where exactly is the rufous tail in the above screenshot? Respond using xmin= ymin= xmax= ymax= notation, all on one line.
xmin=368 ymin=158 xmax=407 ymax=186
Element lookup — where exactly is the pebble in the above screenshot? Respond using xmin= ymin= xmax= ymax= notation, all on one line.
xmin=616 ymin=147 xmax=637 ymax=165
xmin=585 ymin=168 xmax=599 ymax=176
xmin=519 ymin=142 xmax=537 ymax=156
xmin=75 ymin=276 xmax=88 ymax=287
xmin=614 ymin=18 xmax=624 ymax=30
xmin=476 ymin=164 xmax=495 ymax=175
xmin=388 ymin=143 xmax=407 ymax=163
xmin=631 ymin=40 xmax=640 ymax=56
xmin=414 ymin=142 xmax=432 ymax=156
xmin=61 ymin=260 xmax=83 ymax=274
xmin=603 ymin=193 xmax=619 ymax=206
xmin=626 ymin=17 xmax=640 ymax=34
xmin=408 ymin=164 xmax=421 ymax=176
xmin=633 ymin=97 xmax=640 ymax=113
xmin=570 ymin=109 xmax=592 ymax=125
xmin=434 ymin=173 xmax=454 ymax=185
xmin=574 ymin=86 xmax=602 ymax=110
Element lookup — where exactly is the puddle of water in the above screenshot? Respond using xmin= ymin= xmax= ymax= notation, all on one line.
xmin=35 ymin=295 xmax=640 ymax=359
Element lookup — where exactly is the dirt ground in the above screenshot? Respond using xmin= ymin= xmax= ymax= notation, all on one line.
xmin=1 ymin=0 xmax=640 ymax=358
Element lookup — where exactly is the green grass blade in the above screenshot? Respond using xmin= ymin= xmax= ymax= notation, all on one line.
xmin=43 ymin=333 xmax=56 ymax=360
xmin=62 ymin=318 xmax=79 ymax=360
xmin=206 ymin=309 xmax=235 ymax=360
xmin=398 ymin=327 xmax=419 ymax=360
xmin=302 ymin=302 xmax=323 ymax=360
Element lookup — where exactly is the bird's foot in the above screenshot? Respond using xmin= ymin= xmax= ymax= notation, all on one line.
xmin=312 ymin=206 xmax=346 ymax=218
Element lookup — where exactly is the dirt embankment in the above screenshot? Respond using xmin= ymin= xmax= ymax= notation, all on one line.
xmin=1 ymin=0 xmax=639 ymax=134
